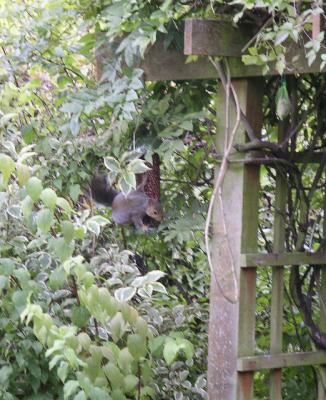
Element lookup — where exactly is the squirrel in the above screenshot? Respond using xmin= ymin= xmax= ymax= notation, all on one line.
xmin=90 ymin=175 xmax=163 ymax=231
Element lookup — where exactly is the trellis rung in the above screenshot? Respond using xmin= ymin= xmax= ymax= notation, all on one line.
xmin=241 ymin=252 xmax=326 ymax=267
xmin=238 ymin=351 xmax=326 ymax=371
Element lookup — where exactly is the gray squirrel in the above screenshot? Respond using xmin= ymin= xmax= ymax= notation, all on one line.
xmin=91 ymin=175 xmax=163 ymax=231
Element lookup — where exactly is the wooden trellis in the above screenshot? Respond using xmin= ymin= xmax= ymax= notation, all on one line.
xmin=99 ymin=16 xmax=326 ymax=400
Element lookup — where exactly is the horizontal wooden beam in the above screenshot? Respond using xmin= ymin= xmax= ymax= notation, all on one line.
xmin=238 ymin=351 xmax=326 ymax=371
xmin=98 ymin=21 xmax=325 ymax=81
xmin=142 ymin=41 xmax=316 ymax=81
xmin=183 ymin=19 xmax=326 ymax=77
xmin=142 ymin=39 xmax=217 ymax=81
xmin=241 ymin=252 xmax=326 ymax=267
xmin=184 ymin=19 xmax=254 ymax=57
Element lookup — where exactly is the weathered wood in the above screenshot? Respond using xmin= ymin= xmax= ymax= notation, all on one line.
xmin=241 ymin=252 xmax=326 ymax=267
xmin=270 ymin=122 xmax=287 ymax=400
xmin=98 ymin=36 xmax=326 ymax=82
xmin=209 ymin=79 xmax=262 ymax=400
xmin=237 ymin=80 xmax=262 ymax=400
xmin=142 ymin=43 xmax=326 ymax=81
xmin=318 ymin=190 xmax=326 ymax=399
xmin=97 ymin=19 xmax=325 ymax=82
xmin=238 ymin=351 xmax=326 ymax=371
xmin=184 ymin=19 xmax=254 ymax=57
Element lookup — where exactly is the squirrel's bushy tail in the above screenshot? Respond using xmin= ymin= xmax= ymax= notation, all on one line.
xmin=91 ymin=175 xmax=118 ymax=206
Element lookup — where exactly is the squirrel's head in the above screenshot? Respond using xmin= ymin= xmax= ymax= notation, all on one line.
xmin=146 ymin=199 xmax=163 ymax=222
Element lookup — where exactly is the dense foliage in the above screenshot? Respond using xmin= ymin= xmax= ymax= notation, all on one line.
xmin=0 ymin=0 xmax=325 ymax=399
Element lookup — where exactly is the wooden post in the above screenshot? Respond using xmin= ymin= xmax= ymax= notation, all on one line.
xmin=269 ymin=122 xmax=287 ymax=399
xmin=318 ymin=188 xmax=326 ymax=399
xmin=209 ymin=79 xmax=262 ymax=400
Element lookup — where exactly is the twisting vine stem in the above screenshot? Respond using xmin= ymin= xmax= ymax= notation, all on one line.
xmin=205 ymin=57 xmax=242 ymax=303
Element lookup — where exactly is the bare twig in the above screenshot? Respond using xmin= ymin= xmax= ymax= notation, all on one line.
xmin=241 ymin=16 xmax=274 ymax=53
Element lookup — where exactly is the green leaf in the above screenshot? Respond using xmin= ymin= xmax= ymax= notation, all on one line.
xmin=176 ymin=338 xmax=194 ymax=360
xmin=87 ymin=215 xmax=110 ymax=227
xmin=163 ymin=339 xmax=179 ymax=365
xmin=49 ymin=237 xmax=74 ymax=262
xmin=118 ymin=348 xmax=134 ymax=371
xmin=127 ymin=334 xmax=147 ymax=361
xmin=22 ymin=123 xmax=36 ymax=144
xmin=0 ymin=153 xmax=15 ymax=186
xmin=57 ymin=197 xmax=73 ymax=214
xmin=149 ymin=336 xmax=165 ymax=357
xmin=73 ymin=391 xmax=87 ymax=400
xmin=86 ymin=220 xmax=100 ymax=236
xmin=61 ymin=102 xmax=83 ymax=113
xmin=103 ymin=362 xmax=124 ymax=389
xmin=40 ymin=188 xmax=58 ymax=210
xmin=114 ymin=287 xmax=136 ymax=302
xmin=0 ymin=276 xmax=8 ymax=290
xmin=21 ymin=195 xmax=34 ymax=219
xmin=111 ymin=312 xmax=125 ymax=342
xmin=111 ymin=389 xmax=126 ymax=400
xmin=77 ymin=333 xmax=91 ymax=351
xmin=16 ymin=163 xmax=30 ymax=187
xmin=74 ymin=225 xmax=86 ymax=240
xmin=104 ymin=156 xmax=120 ymax=172
xmin=36 ymin=208 xmax=54 ymax=234
xmin=123 ymin=374 xmax=138 ymax=393
xmin=61 ymin=221 xmax=75 ymax=243
xmin=69 ymin=184 xmax=81 ymax=202
xmin=0 ymin=365 xmax=13 ymax=385
xmin=64 ymin=380 xmax=80 ymax=399
xmin=26 ymin=177 xmax=43 ymax=202
xmin=58 ymin=361 xmax=69 ymax=383
xmin=71 ymin=306 xmax=90 ymax=328
xmin=128 ymin=159 xmax=151 ymax=174
xmin=7 ymin=205 xmax=22 ymax=219
xmin=274 ymin=30 xmax=289 ymax=45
